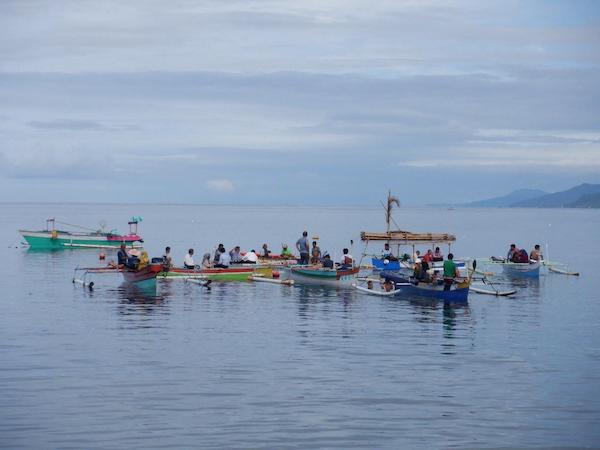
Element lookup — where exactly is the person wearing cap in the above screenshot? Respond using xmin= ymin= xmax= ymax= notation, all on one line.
xmin=413 ymin=259 xmax=426 ymax=282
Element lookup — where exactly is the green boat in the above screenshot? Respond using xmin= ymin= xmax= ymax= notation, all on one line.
xmin=19 ymin=218 xmax=143 ymax=250
xmin=158 ymin=266 xmax=256 ymax=281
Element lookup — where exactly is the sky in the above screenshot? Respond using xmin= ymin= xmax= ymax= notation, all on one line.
xmin=1 ymin=0 xmax=599 ymax=205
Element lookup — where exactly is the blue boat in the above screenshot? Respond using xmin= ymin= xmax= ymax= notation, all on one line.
xmin=371 ymin=258 xmax=401 ymax=271
xmin=381 ymin=272 xmax=469 ymax=303
xmin=371 ymin=257 xmax=466 ymax=272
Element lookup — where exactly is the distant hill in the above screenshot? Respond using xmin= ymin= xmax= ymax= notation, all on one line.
xmin=462 ymin=189 xmax=548 ymax=207
xmin=512 ymin=183 xmax=600 ymax=208
xmin=566 ymin=192 xmax=600 ymax=208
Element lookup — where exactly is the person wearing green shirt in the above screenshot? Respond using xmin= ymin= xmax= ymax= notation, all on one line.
xmin=442 ymin=253 xmax=460 ymax=291
xmin=281 ymin=244 xmax=293 ymax=258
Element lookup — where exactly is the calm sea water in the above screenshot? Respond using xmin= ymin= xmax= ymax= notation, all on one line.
xmin=1 ymin=203 xmax=599 ymax=449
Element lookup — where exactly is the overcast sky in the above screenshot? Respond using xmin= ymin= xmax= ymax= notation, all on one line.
xmin=1 ymin=0 xmax=599 ymax=205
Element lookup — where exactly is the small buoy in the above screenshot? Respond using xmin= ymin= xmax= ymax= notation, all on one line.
xmin=99 ymin=252 xmax=106 ymax=260
xmin=273 ymin=270 xmax=280 ymax=279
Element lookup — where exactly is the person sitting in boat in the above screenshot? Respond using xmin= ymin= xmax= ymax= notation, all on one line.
xmin=261 ymin=243 xmax=271 ymax=259
xmin=229 ymin=246 xmax=242 ymax=263
xmin=215 ymin=247 xmax=231 ymax=268
xmin=339 ymin=248 xmax=353 ymax=269
xmin=117 ymin=244 xmax=129 ymax=268
xmin=433 ymin=247 xmax=444 ymax=262
xmin=529 ymin=244 xmax=543 ymax=262
xmin=162 ymin=246 xmax=173 ymax=270
xmin=383 ymin=279 xmax=394 ymax=292
xmin=281 ymin=244 xmax=293 ymax=258
xmin=506 ymin=244 xmax=517 ymax=262
xmin=322 ymin=253 xmax=334 ymax=269
xmin=310 ymin=241 xmax=321 ymax=264
xmin=422 ymin=249 xmax=433 ymax=264
xmin=381 ymin=243 xmax=398 ymax=261
xmin=201 ymin=253 xmax=212 ymax=268
xmin=242 ymin=249 xmax=258 ymax=264
xmin=184 ymin=248 xmax=195 ymax=269
xmin=213 ymin=244 xmax=225 ymax=264
xmin=412 ymin=259 xmax=431 ymax=284
xmin=442 ymin=253 xmax=460 ymax=291
xmin=512 ymin=248 xmax=529 ymax=263
xmin=367 ymin=280 xmax=374 ymax=290
xmin=412 ymin=250 xmax=421 ymax=262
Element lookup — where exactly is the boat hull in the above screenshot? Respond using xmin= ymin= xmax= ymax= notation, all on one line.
xmin=158 ymin=267 xmax=255 ymax=281
xmin=372 ymin=258 xmax=466 ymax=272
xmin=122 ymin=264 xmax=162 ymax=287
xmin=382 ymin=273 xmax=469 ymax=303
xmin=290 ymin=266 xmax=359 ymax=286
xmin=20 ymin=230 xmax=142 ymax=250
xmin=502 ymin=262 xmax=540 ymax=278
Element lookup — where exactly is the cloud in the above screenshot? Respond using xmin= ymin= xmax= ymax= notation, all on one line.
xmin=28 ymin=119 xmax=108 ymax=131
xmin=206 ymin=179 xmax=235 ymax=192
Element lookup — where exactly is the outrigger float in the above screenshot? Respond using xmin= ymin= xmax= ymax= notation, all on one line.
xmin=21 ymin=217 xmax=143 ymax=250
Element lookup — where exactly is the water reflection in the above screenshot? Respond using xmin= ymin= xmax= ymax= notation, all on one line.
xmin=113 ymin=284 xmax=167 ymax=317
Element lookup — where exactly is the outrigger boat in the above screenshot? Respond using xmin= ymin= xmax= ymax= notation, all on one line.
xmin=289 ymin=266 xmax=360 ymax=286
xmin=21 ymin=217 xmax=143 ymax=250
xmin=380 ymin=272 xmax=470 ymax=303
xmin=359 ymin=192 xmax=470 ymax=302
xmin=73 ymin=262 xmax=163 ymax=290
xmin=157 ymin=266 xmax=258 ymax=281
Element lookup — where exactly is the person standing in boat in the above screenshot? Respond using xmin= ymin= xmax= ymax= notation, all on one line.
xmin=184 ymin=248 xmax=195 ymax=269
xmin=296 ymin=231 xmax=310 ymax=265
xmin=442 ymin=253 xmax=460 ymax=291
xmin=530 ymin=244 xmax=543 ymax=262
xmin=310 ymin=241 xmax=321 ymax=264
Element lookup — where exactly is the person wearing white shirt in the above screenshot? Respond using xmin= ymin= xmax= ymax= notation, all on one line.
xmin=339 ymin=248 xmax=353 ymax=268
xmin=184 ymin=249 xmax=195 ymax=269
xmin=242 ymin=249 xmax=258 ymax=264
xmin=215 ymin=249 xmax=231 ymax=268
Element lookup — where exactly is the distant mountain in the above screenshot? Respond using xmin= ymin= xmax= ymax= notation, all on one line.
xmin=462 ymin=189 xmax=548 ymax=207
xmin=566 ymin=192 xmax=600 ymax=208
xmin=512 ymin=183 xmax=600 ymax=208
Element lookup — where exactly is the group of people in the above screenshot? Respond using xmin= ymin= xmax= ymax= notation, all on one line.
xmin=180 ymin=245 xmax=260 ymax=270
xmin=506 ymin=244 xmax=543 ymax=264
xmin=296 ymin=230 xmax=354 ymax=269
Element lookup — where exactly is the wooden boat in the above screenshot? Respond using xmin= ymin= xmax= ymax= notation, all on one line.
xmin=157 ymin=266 xmax=256 ymax=281
xmin=500 ymin=261 xmax=540 ymax=278
xmin=20 ymin=217 xmax=143 ymax=250
xmin=381 ymin=272 xmax=469 ymax=303
xmin=73 ymin=262 xmax=162 ymax=289
xmin=289 ymin=266 xmax=360 ymax=286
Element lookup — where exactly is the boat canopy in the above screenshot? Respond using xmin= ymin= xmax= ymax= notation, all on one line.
xmin=360 ymin=230 xmax=456 ymax=244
